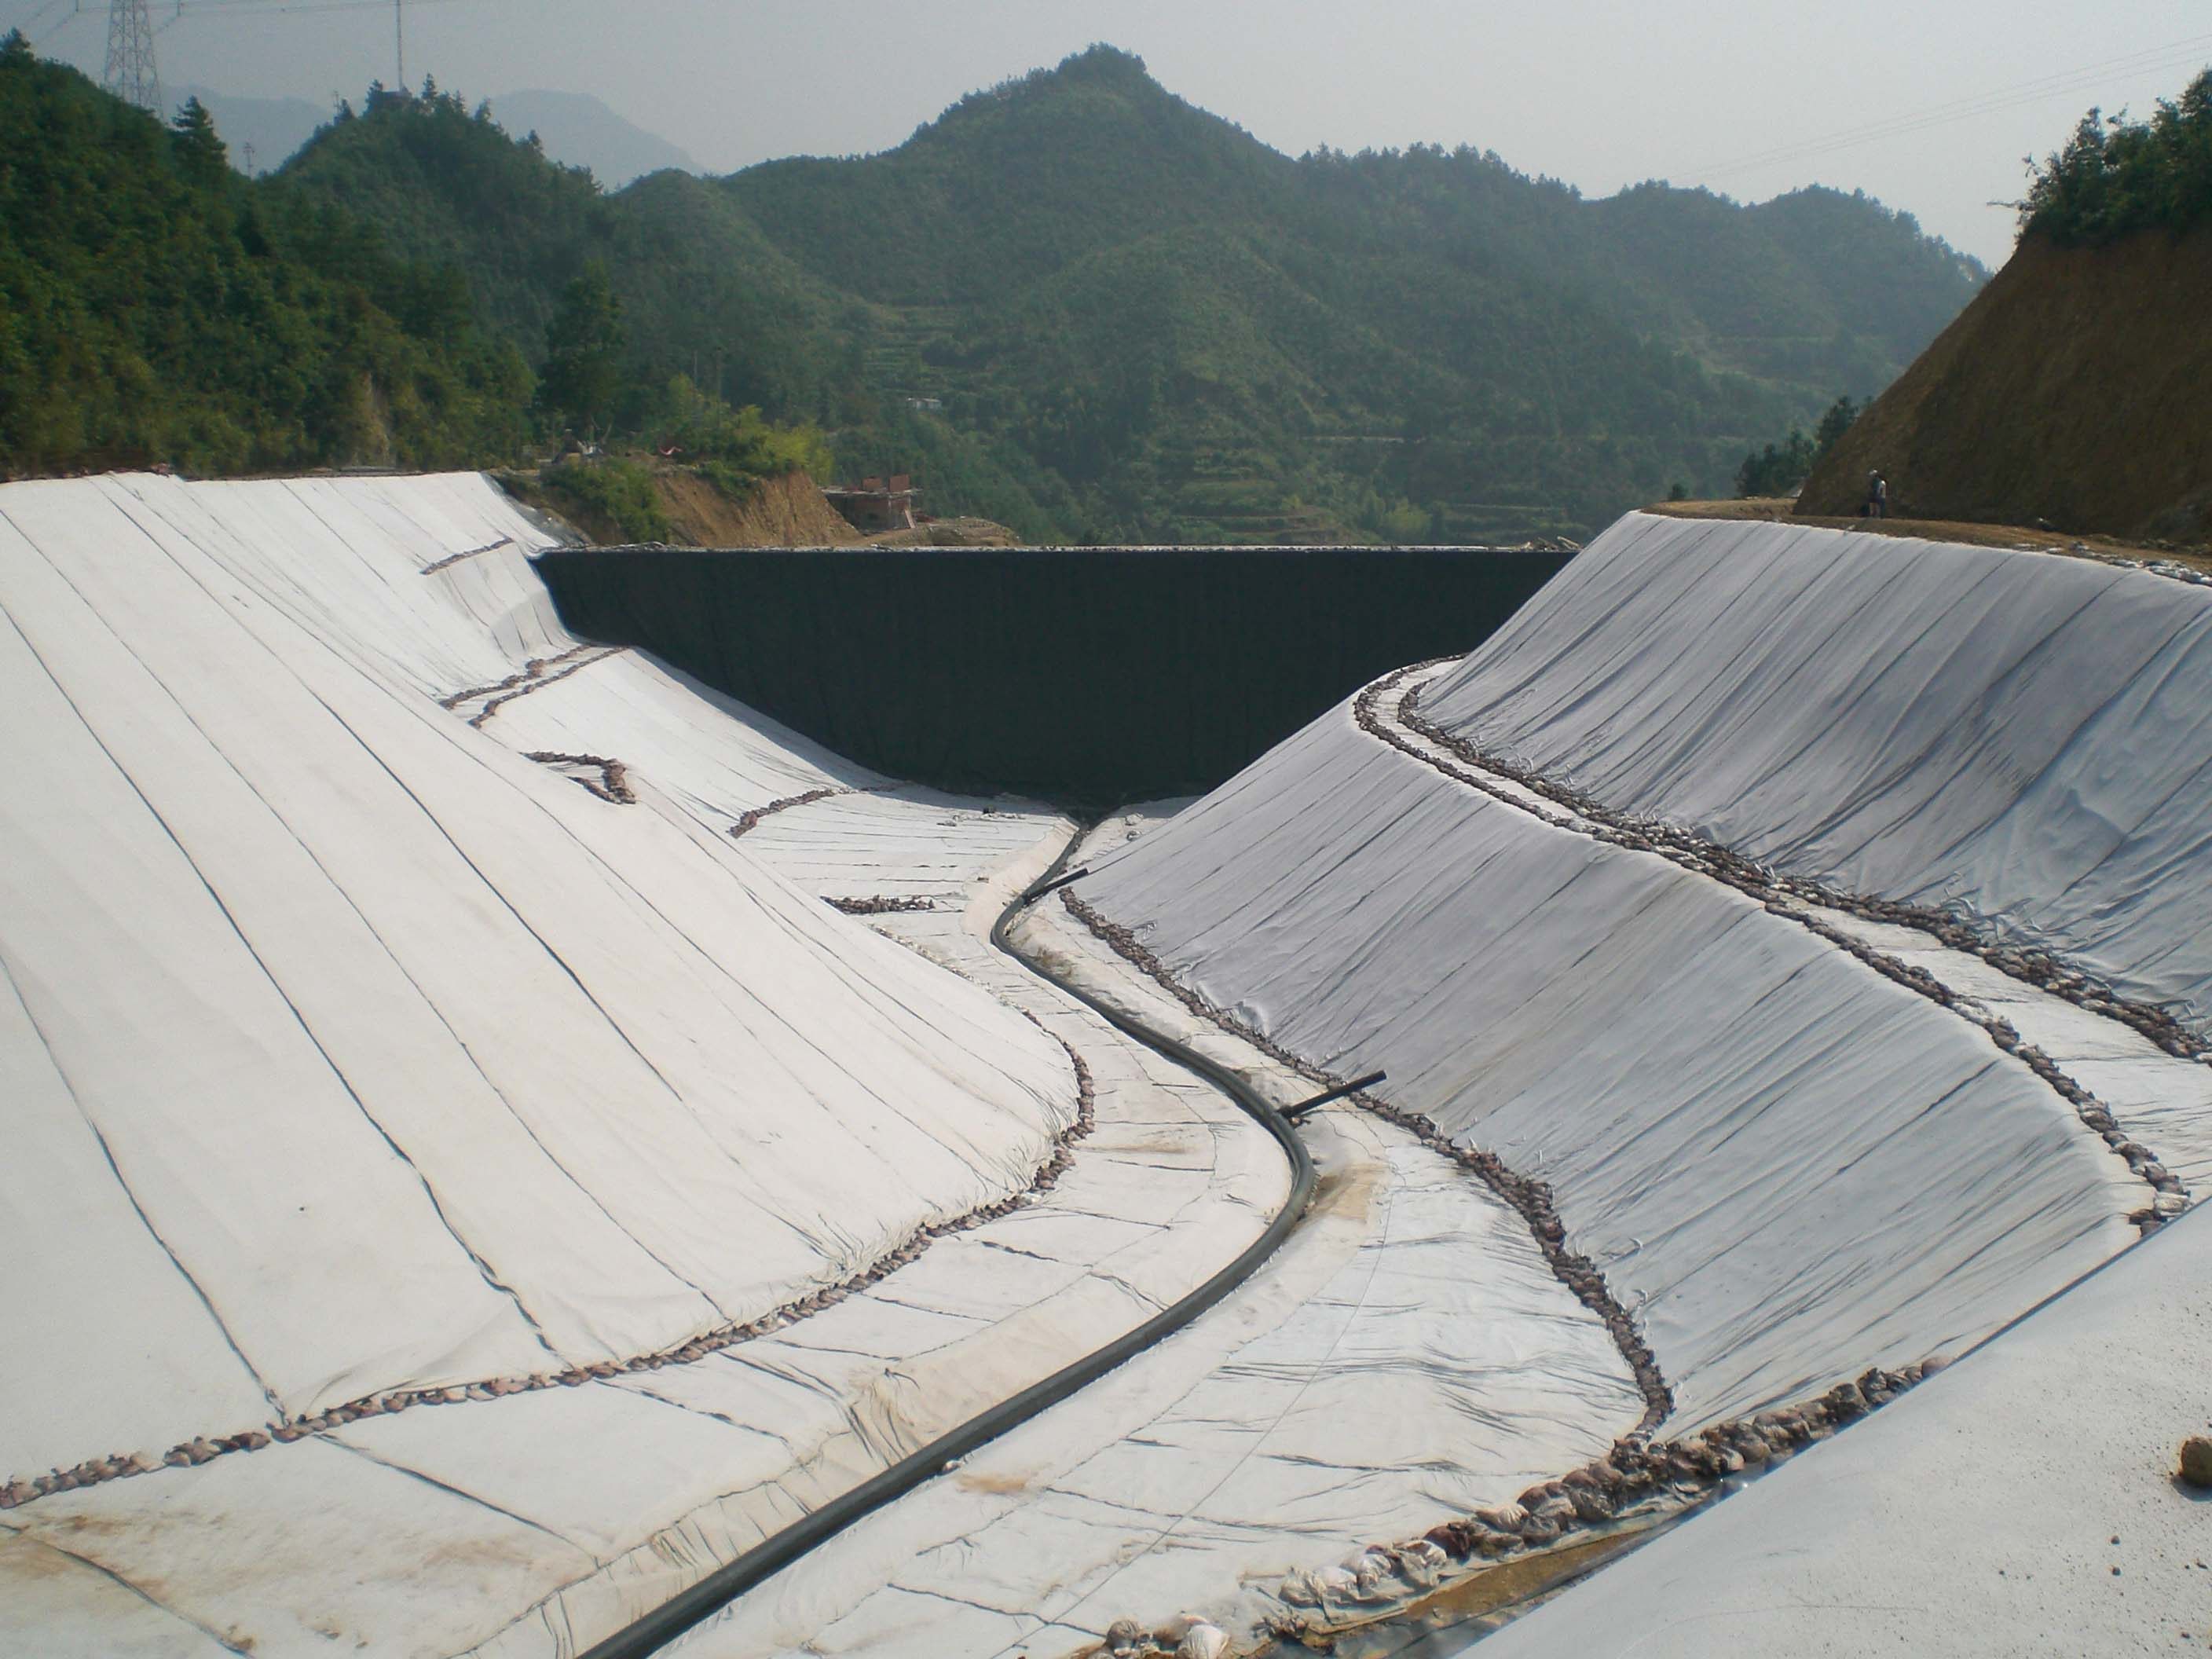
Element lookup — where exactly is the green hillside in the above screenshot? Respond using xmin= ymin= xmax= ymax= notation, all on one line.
xmin=7 ymin=41 xmax=1988 ymax=540
xmin=0 ymin=38 xmax=528 ymax=476
xmin=694 ymin=48 xmax=1989 ymax=540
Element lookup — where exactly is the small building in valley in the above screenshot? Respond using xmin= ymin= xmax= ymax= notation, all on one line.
xmin=823 ymin=474 xmax=919 ymax=534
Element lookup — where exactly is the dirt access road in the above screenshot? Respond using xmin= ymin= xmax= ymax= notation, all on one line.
xmin=1650 ymin=497 xmax=2212 ymax=577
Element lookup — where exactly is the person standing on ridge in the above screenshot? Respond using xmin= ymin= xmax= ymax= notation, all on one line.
xmin=1865 ymin=470 xmax=1890 ymax=519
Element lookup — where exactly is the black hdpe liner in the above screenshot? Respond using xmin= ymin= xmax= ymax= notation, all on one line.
xmin=532 ymin=544 xmax=1574 ymax=810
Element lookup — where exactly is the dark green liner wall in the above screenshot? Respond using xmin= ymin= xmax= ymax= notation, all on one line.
xmin=533 ymin=544 xmax=1577 ymax=809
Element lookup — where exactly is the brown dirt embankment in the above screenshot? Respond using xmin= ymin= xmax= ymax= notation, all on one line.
xmin=502 ymin=464 xmax=866 ymax=548
xmin=504 ymin=466 xmax=1023 ymax=549
xmin=1795 ymin=228 xmax=2212 ymax=544
xmin=654 ymin=468 xmax=862 ymax=546
xmin=865 ymin=515 xmax=1022 ymax=548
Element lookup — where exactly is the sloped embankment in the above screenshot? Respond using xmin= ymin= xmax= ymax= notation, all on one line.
xmin=509 ymin=465 xmax=866 ymax=548
xmin=0 ymin=471 xmax=1071 ymax=1500
xmin=1076 ymin=689 xmax=2135 ymax=1432
xmin=1074 ymin=511 xmax=2203 ymax=1436
xmin=1424 ymin=511 xmax=2212 ymax=1029
xmin=1797 ymin=228 xmax=2212 ymax=540
xmin=657 ymin=467 xmax=862 ymax=545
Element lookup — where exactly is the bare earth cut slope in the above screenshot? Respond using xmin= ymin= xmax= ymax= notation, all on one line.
xmin=1798 ymin=228 xmax=2212 ymax=540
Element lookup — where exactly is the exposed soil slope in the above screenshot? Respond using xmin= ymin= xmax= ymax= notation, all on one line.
xmin=657 ymin=468 xmax=862 ymax=546
xmin=506 ymin=465 xmax=865 ymax=548
xmin=866 ymin=515 xmax=1022 ymax=548
xmin=1798 ymin=229 xmax=2212 ymax=541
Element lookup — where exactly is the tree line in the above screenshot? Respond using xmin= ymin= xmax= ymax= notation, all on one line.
xmin=2021 ymin=68 xmax=2212 ymax=246
xmin=3 ymin=36 xmax=2001 ymax=543
xmin=0 ymin=39 xmax=826 ymax=493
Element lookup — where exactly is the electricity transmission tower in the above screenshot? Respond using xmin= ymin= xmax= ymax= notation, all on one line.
xmin=104 ymin=0 xmax=163 ymax=116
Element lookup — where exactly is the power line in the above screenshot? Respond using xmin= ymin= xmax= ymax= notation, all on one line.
xmin=1680 ymin=32 xmax=2212 ymax=186
xmin=1688 ymin=37 xmax=2212 ymax=182
xmin=155 ymin=0 xmax=480 ymax=93
xmin=140 ymin=0 xmax=467 ymax=18
xmin=15 ymin=0 xmax=487 ymax=104
xmin=17 ymin=0 xmax=475 ymax=52
xmin=15 ymin=0 xmax=73 ymax=33
xmin=28 ymin=1 xmax=90 ymax=49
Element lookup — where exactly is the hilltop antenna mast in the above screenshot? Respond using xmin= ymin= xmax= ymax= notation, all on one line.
xmin=395 ymin=0 xmax=404 ymax=90
xmin=104 ymin=0 xmax=163 ymax=115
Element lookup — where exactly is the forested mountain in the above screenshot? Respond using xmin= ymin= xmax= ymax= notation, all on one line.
xmin=282 ymin=46 xmax=1982 ymax=540
xmin=0 ymin=38 xmax=528 ymax=476
xmin=173 ymin=82 xmax=695 ymax=189
xmin=5 ymin=40 xmax=1987 ymax=540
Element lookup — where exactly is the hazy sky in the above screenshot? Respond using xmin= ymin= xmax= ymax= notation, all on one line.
xmin=21 ymin=0 xmax=2212 ymax=266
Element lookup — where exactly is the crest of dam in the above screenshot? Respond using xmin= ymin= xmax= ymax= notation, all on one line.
xmin=530 ymin=543 xmax=1575 ymax=808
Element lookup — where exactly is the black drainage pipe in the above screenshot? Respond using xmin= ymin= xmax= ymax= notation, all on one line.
xmin=1020 ymin=863 xmax=1092 ymax=903
xmin=1284 ymin=1071 xmax=1388 ymax=1122
xmin=577 ymin=831 xmax=1317 ymax=1659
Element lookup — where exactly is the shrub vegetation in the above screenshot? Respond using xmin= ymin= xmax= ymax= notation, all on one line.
xmin=2021 ymin=69 xmax=2212 ymax=246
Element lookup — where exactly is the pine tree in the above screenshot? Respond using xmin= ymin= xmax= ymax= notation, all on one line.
xmin=170 ymin=97 xmax=228 ymax=185
xmin=537 ymin=266 xmax=626 ymax=440
xmin=1814 ymin=396 xmax=1860 ymax=456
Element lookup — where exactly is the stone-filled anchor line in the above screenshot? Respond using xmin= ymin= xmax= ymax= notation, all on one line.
xmin=1356 ymin=666 xmax=2188 ymax=1232
xmin=729 ymin=786 xmax=852 ymax=840
xmin=1057 ymin=881 xmax=1955 ymax=1655
xmin=826 ymin=895 xmax=939 ymax=916
xmin=1060 ymin=888 xmax=1673 ymax=1437
xmin=418 ymin=537 xmax=515 ymax=576
xmin=1236 ymin=1356 xmax=1945 ymax=1653
xmin=437 ymin=644 xmax=624 ymax=729
xmin=1395 ymin=672 xmax=2206 ymax=1064
xmin=526 ymin=751 xmax=637 ymax=804
xmin=0 ymin=1038 xmax=1098 ymax=1514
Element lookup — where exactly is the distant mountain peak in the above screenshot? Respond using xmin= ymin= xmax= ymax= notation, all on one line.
xmin=924 ymin=42 xmax=1166 ymax=130
xmin=1048 ymin=42 xmax=1152 ymax=82
xmin=485 ymin=88 xmax=696 ymax=188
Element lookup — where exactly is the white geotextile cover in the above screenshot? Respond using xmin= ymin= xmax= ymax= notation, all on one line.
xmin=1079 ymin=701 xmax=2141 ymax=1428
xmin=665 ymin=855 xmax=1641 ymax=1659
xmin=133 ymin=472 xmax=869 ymax=804
xmin=0 ymin=474 xmax=1071 ymax=1485
xmin=0 ymin=772 xmax=1298 ymax=1659
xmin=1474 ymin=1202 xmax=2212 ymax=1658
xmin=1422 ymin=513 xmax=2212 ymax=1030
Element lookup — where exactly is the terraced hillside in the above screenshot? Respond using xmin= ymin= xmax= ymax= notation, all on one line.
xmin=272 ymin=46 xmax=1986 ymax=542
